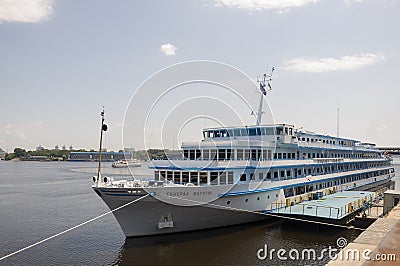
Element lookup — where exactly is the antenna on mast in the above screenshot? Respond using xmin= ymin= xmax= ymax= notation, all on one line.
xmin=255 ymin=67 xmax=274 ymax=126
xmin=96 ymin=107 xmax=108 ymax=186
xmin=337 ymin=108 xmax=340 ymax=137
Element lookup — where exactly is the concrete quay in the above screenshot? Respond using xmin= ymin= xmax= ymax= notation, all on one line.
xmin=328 ymin=204 xmax=400 ymax=265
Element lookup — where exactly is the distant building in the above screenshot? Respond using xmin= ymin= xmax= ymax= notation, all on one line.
xmin=0 ymin=148 xmax=6 ymax=160
xmin=69 ymin=145 xmax=73 ymax=151
xmin=68 ymin=151 xmax=132 ymax=162
xmin=55 ymin=145 xmax=59 ymax=150
xmin=36 ymin=145 xmax=44 ymax=151
xmin=62 ymin=145 xmax=67 ymax=150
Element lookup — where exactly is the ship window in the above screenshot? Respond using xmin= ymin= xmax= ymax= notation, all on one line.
xmin=274 ymin=172 xmax=278 ymax=179
xmin=263 ymin=127 xmax=274 ymax=135
xmin=261 ymin=150 xmax=266 ymax=160
xmin=166 ymin=171 xmax=173 ymax=181
xmin=280 ymin=170 xmax=285 ymax=179
xmin=237 ymin=149 xmax=243 ymax=160
xmin=276 ymin=127 xmax=283 ymax=135
xmin=283 ymin=153 xmax=287 ymax=159
xmin=244 ymin=149 xmax=250 ymax=160
xmin=251 ymin=150 xmax=257 ymax=160
xmin=266 ymin=172 xmax=271 ymax=180
xmin=220 ymin=172 xmax=227 ymax=185
xmin=227 ymin=149 xmax=232 ymax=159
xmin=190 ymin=172 xmax=198 ymax=185
xmin=182 ymin=172 xmax=189 ymax=183
xmin=173 ymin=172 xmax=180 ymax=183
xmin=210 ymin=150 xmax=217 ymax=160
xmin=257 ymin=149 xmax=261 ymax=160
xmin=285 ymin=127 xmax=288 ymax=135
xmin=218 ymin=149 xmax=226 ymax=160
xmin=210 ymin=172 xmax=218 ymax=185
xmin=250 ymin=173 xmax=255 ymax=180
xmin=189 ymin=150 xmax=195 ymax=160
xmin=183 ymin=150 xmax=189 ymax=159
xmin=258 ymin=173 xmax=264 ymax=180
xmin=247 ymin=128 xmax=257 ymax=136
xmin=278 ymin=153 xmax=282 ymax=159
xmin=199 ymin=172 xmax=208 ymax=185
xmin=203 ymin=149 xmax=210 ymax=160
xmin=240 ymin=174 xmax=247 ymax=182
xmin=228 ymin=172 xmax=234 ymax=184
xmin=287 ymin=170 xmax=291 ymax=178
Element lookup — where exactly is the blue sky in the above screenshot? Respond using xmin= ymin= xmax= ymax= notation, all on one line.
xmin=0 ymin=0 xmax=399 ymax=151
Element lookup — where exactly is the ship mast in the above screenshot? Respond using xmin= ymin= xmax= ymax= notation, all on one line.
xmin=255 ymin=67 xmax=274 ymax=126
xmin=97 ymin=108 xmax=108 ymax=186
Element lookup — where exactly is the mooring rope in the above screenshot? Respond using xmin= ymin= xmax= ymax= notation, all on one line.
xmin=0 ymin=194 xmax=149 ymax=261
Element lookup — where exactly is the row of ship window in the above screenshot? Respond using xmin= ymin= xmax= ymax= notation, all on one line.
xmin=154 ymin=163 xmax=392 ymax=186
xmin=155 ymin=171 xmax=235 ymax=185
xmin=183 ymin=148 xmax=379 ymax=160
xmin=297 ymin=136 xmax=354 ymax=147
xmin=226 ymin=169 xmax=392 ymax=205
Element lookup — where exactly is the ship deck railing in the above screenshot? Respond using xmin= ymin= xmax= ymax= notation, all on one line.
xmin=269 ymin=190 xmax=380 ymax=221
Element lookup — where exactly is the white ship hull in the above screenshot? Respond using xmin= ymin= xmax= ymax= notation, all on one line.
xmin=94 ymin=189 xmax=268 ymax=237
xmin=93 ymin=171 xmax=393 ymax=237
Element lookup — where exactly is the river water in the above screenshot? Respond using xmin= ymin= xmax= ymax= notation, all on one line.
xmin=1 ymin=158 xmax=399 ymax=265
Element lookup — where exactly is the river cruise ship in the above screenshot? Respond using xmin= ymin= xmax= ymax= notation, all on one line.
xmin=92 ymin=74 xmax=395 ymax=237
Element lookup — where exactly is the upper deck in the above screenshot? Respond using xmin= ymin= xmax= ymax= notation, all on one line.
xmin=182 ymin=123 xmax=380 ymax=154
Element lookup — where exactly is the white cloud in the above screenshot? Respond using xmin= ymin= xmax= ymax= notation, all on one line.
xmin=284 ymin=54 xmax=384 ymax=73
xmin=160 ymin=43 xmax=177 ymax=56
xmin=210 ymin=0 xmax=318 ymax=11
xmin=0 ymin=0 xmax=54 ymax=23
xmin=4 ymin=124 xmax=26 ymax=140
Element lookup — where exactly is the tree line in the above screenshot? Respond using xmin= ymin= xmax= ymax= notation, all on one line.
xmin=5 ymin=148 xmax=181 ymax=161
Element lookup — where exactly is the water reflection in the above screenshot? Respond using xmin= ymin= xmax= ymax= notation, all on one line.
xmin=117 ymin=220 xmax=360 ymax=266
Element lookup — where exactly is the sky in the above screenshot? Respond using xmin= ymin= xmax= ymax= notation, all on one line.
xmin=0 ymin=0 xmax=399 ymax=152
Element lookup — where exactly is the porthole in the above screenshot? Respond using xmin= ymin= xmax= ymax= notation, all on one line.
xmin=257 ymin=197 xmax=260 ymax=201
xmin=267 ymin=195 xmax=270 ymax=199
xmin=245 ymin=199 xmax=248 ymax=202
xmin=227 ymin=201 xmax=231 ymax=205
xmin=276 ymin=194 xmax=278 ymax=198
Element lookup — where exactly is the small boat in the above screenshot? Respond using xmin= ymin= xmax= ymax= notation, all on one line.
xmin=112 ymin=159 xmax=142 ymax=168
